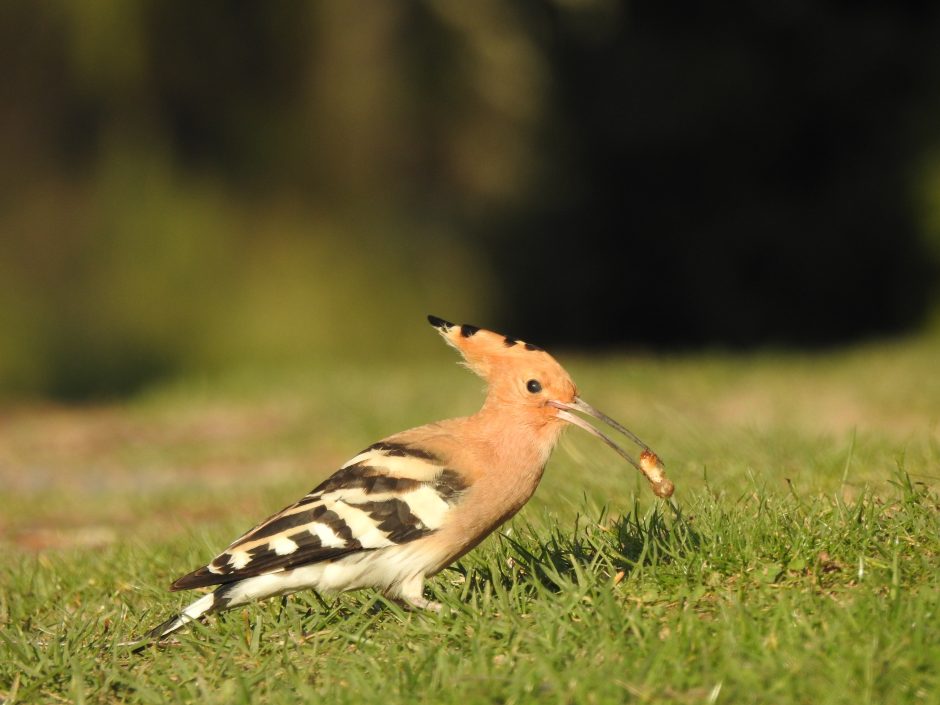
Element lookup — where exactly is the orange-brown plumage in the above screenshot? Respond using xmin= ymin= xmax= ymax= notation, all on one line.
xmin=131 ymin=315 xmax=671 ymax=646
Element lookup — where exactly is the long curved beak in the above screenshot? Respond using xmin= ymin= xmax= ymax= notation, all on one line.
xmin=549 ymin=397 xmax=674 ymax=498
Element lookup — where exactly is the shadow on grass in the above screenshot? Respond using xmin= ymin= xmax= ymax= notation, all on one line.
xmin=452 ymin=500 xmax=702 ymax=600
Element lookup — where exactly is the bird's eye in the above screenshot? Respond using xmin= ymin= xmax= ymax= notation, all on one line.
xmin=526 ymin=379 xmax=542 ymax=394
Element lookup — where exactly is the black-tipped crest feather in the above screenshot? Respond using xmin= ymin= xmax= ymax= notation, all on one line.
xmin=427 ymin=314 xmax=453 ymax=330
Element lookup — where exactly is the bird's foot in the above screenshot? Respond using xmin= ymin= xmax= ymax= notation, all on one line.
xmin=405 ymin=595 xmax=443 ymax=613
xmin=390 ymin=575 xmax=441 ymax=613
xmin=389 ymin=593 xmax=443 ymax=613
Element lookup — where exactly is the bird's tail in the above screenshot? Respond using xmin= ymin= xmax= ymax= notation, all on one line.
xmin=146 ymin=591 xmax=218 ymax=639
xmin=121 ymin=587 xmax=228 ymax=649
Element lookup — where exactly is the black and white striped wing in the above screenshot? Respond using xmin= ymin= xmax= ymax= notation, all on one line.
xmin=171 ymin=442 xmax=466 ymax=591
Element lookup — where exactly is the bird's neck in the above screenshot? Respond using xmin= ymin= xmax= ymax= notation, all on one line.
xmin=473 ymin=398 xmax=564 ymax=472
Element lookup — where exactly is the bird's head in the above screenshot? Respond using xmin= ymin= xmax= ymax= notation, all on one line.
xmin=427 ymin=314 xmax=577 ymax=413
xmin=427 ymin=315 xmax=673 ymax=497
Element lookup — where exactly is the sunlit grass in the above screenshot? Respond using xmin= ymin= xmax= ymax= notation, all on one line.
xmin=1 ymin=330 xmax=939 ymax=704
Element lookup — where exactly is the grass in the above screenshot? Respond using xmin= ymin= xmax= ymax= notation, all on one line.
xmin=1 ymin=329 xmax=939 ymax=704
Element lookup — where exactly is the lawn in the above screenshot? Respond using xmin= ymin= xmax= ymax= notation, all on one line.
xmin=1 ymin=330 xmax=939 ymax=704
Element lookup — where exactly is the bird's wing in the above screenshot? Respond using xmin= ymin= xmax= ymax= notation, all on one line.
xmin=170 ymin=441 xmax=468 ymax=591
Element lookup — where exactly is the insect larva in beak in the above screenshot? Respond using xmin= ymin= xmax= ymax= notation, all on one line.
xmin=639 ymin=450 xmax=674 ymax=498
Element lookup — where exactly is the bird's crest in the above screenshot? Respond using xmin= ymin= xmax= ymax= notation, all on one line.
xmin=427 ymin=314 xmax=549 ymax=380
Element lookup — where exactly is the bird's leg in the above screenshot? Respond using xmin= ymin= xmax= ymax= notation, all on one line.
xmin=390 ymin=575 xmax=442 ymax=613
xmin=400 ymin=594 xmax=443 ymax=613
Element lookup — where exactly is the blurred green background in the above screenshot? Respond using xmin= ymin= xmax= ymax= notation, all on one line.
xmin=2 ymin=0 xmax=940 ymax=399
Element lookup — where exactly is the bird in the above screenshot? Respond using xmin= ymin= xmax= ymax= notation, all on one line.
xmin=132 ymin=315 xmax=672 ymax=645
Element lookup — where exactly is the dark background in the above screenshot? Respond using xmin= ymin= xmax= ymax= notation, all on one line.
xmin=2 ymin=1 xmax=939 ymax=398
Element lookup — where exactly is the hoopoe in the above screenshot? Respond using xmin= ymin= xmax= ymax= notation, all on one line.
xmin=134 ymin=315 xmax=672 ymax=644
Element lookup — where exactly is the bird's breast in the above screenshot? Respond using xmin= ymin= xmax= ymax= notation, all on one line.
xmin=422 ymin=457 xmax=548 ymax=574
